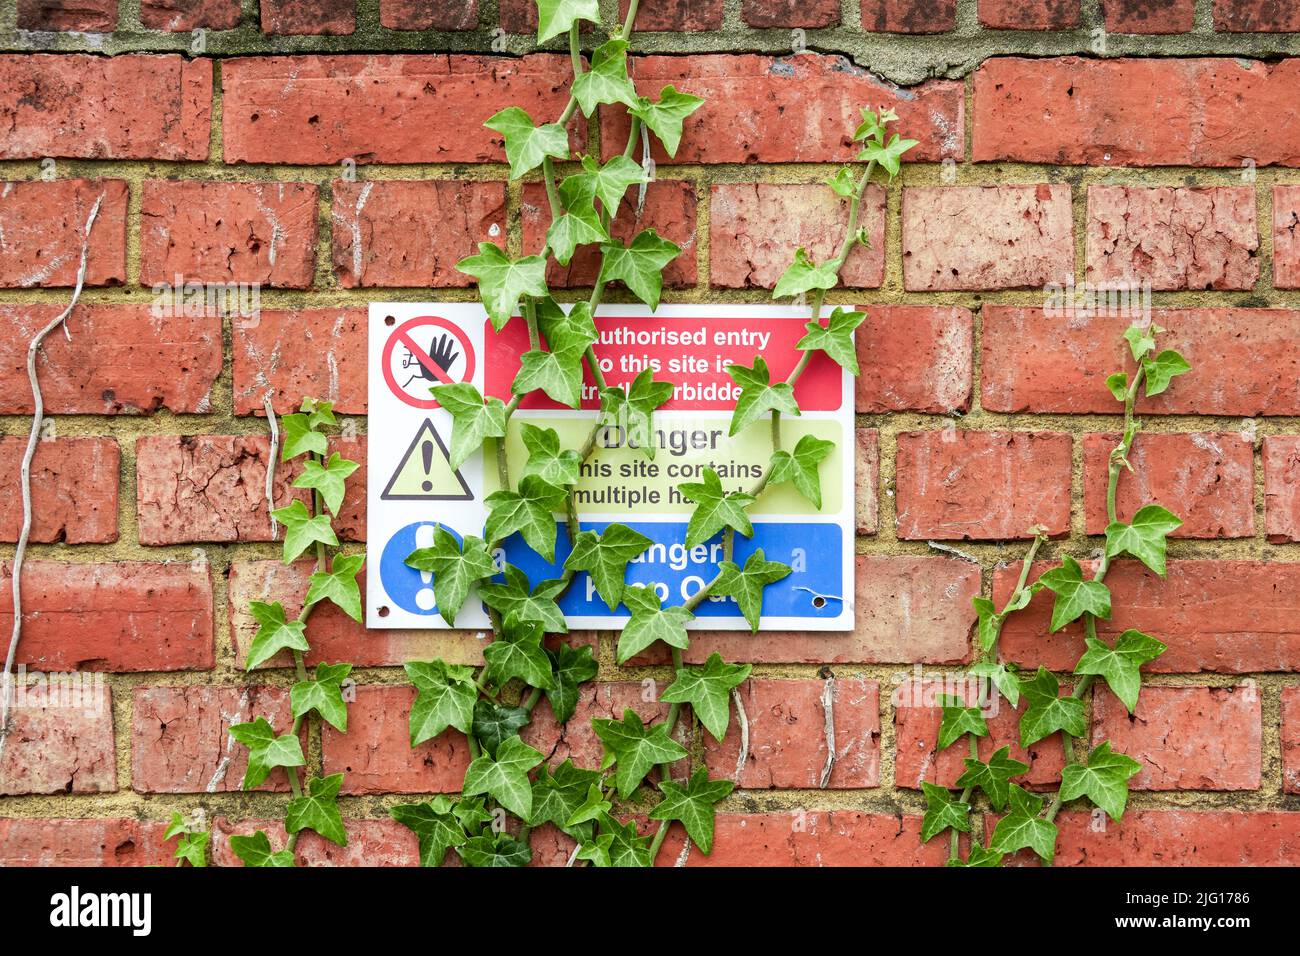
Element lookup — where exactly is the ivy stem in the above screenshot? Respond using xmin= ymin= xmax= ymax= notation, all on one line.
xmin=948 ymin=734 xmax=980 ymax=863
xmin=621 ymin=0 xmax=641 ymax=36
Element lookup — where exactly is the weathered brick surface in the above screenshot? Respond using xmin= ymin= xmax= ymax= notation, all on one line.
xmin=141 ymin=180 xmax=319 ymax=288
xmin=709 ymin=184 xmax=883 ymax=289
xmin=895 ymin=430 xmax=1072 ymax=540
xmin=856 ymin=427 xmax=879 ymax=535
xmin=1283 ymin=687 xmax=1300 ymax=795
xmin=0 ymin=179 xmax=127 ymax=287
xmin=333 ymin=180 xmax=506 ymax=288
xmin=902 ymin=185 xmax=1073 ymax=291
xmin=212 ymin=817 xmax=422 ymax=866
xmin=0 ymin=560 xmax=214 ymax=672
xmin=1265 ymin=436 xmax=1300 ymax=542
xmin=1103 ymin=0 xmax=1194 ymax=32
xmin=1085 ymin=185 xmax=1258 ymax=291
xmin=17 ymin=0 xmax=117 ymax=31
xmin=0 ymin=819 xmax=171 ymax=866
xmin=260 ymin=0 xmax=354 ymax=34
xmin=381 ymin=0 xmax=478 ymax=30
xmin=140 ymin=0 xmax=242 ymax=30
xmin=620 ymin=0 xmax=724 ymax=30
xmin=0 ymin=437 xmax=119 ymax=544
xmin=1082 ymin=432 xmax=1255 ymax=538
xmin=0 ymin=680 xmax=114 ymax=795
xmin=523 ymin=681 xmax=679 ymax=772
xmin=979 ymin=0 xmax=1079 ymax=29
xmin=743 ymin=0 xmax=840 ymax=27
xmin=854 ymin=305 xmax=972 ymax=413
xmin=1272 ymin=185 xmax=1300 ymax=289
xmin=1215 ymin=0 xmax=1300 ymax=31
xmin=232 ymin=307 xmax=367 ymax=415
xmin=860 ymin=0 xmax=956 ymax=31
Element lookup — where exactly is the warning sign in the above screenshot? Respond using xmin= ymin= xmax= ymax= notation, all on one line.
xmin=367 ymin=303 xmax=854 ymax=631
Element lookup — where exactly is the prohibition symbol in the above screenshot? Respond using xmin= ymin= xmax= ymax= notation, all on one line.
xmin=381 ymin=316 xmax=476 ymax=409
xmin=381 ymin=419 xmax=472 ymax=501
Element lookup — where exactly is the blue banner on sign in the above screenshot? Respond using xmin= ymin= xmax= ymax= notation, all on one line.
xmin=379 ymin=520 xmax=463 ymax=616
xmin=501 ymin=521 xmax=843 ymax=622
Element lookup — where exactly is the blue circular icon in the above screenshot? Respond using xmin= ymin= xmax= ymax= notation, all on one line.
xmin=379 ymin=521 xmax=463 ymax=616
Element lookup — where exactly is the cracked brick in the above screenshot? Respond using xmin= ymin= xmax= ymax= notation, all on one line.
xmin=0 ymin=679 xmax=114 ymax=795
xmin=232 ymin=307 xmax=366 ymax=416
xmin=0 ymin=436 xmax=119 ymax=544
xmin=0 ymin=179 xmax=127 ymax=288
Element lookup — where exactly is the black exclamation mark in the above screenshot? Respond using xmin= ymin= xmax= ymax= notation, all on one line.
xmin=420 ymin=439 xmax=434 ymax=492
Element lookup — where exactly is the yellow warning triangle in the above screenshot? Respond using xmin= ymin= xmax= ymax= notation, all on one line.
xmin=381 ymin=419 xmax=472 ymax=501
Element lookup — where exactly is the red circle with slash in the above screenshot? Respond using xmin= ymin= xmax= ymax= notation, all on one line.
xmin=381 ymin=316 xmax=476 ymax=409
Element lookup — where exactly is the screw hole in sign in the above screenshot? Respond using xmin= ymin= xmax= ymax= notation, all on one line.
xmin=384 ymin=315 xmax=395 ymax=327
xmin=377 ymin=606 xmax=390 ymax=618
xmin=381 ymin=315 xmax=476 ymax=410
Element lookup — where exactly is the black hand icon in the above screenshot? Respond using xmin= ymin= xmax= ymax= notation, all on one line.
xmin=428 ymin=333 xmax=459 ymax=372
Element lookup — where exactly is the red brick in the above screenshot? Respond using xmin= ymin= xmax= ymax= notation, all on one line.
xmin=1091 ymin=685 xmax=1261 ymax=791
xmin=855 ymin=305 xmax=972 ymax=413
xmin=743 ymin=0 xmax=839 ymax=27
xmin=1103 ymin=0 xmax=1193 ymax=32
xmin=656 ymin=812 xmax=949 ymax=866
xmin=1283 ymin=686 xmax=1300 ymax=794
xmin=860 ymin=0 xmax=956 ymax=32
xmin=223 ymin=54 xmax=582 ymax=165
xmin=0 ymin=819 xmax=171 ymax=866
xmin=212 ymin=817 xmax=421 ymax=866
xmin=602 ymin=54 xmax=962 ymax=165
xmin=975 ymin=57 xmax=1300 ymax=167
xmin=703 ymin=678 xmax=879 ymax=788
xmin=709 ymin=183 xmax=882 ymax=289
xmin=333 ymin=180 xmax=504 ymax=288
xmin=902 ymin=185 xmax=1072 ymax=291
xmin=1215 ymin=0 xmax=1300 ymax=31
xmin=17 ymin=0 xmax=116 ymax=30
xmin=856 ymin=427 xmax=879 ymax=535
xmin=141 ymin=181 xmax=318 ymax=289
xmin=227 ymin=559 xmax=487 ymax=669
xmin=893 ymin=677 xmax=1064 ymax=790
xmin=0 ymin=54 xmax=210 ymax=160
xmin=381 ymin=0 xmax=477 ymax=29
xmin=982 ymin=307 xmax=1300 ymax=416
xmin=1272 ymin=185 xmax=1300 ymax=289
xmin=979 ymin=0 xmax=1078 ymax=28
xmin=998 ymin=560 xmax=1300 ymax=674
xmin=523 ymin=681 xmax=678 ymax=772
xmin=322 ymin=685 xmax=471 ymax=794
xmin=895 ymin=430 xmax=1072 ymax=540
xmin=328 ymin=435 xmax=367 ymax=543
xmin=0 ymin=437 xmax=119 ymax=544
xmin=1086 ymin=185 xmax=1258 ymax=291
xmin=1266 ymin=436 xmax=1300 ymax=542
xmin=1083 ymin=432 xmax=1255 ymax=539
xmin=261 ymin=0 xmax=354 ymax=34
xmin=0 ymin=680 xmax=114 ymax=795
xmin=0 ymin=560 xmax=214 ymax=672
xmin=132 ymin=685 xmax=299 ymax=793
xmin=0 ymin=303 xmax=220 ymax=414
xmin=140 ymin=0 xmax=243 ymax=30
xmin=232 ymin=307 xmax=366 ymax=415
xmin=0 ymin=179 xmax=127 ymax=287
xmin=620 ymin=0 xmax=723 ymax=29
xmin=522 ymin=180 xmax=696 ymax=289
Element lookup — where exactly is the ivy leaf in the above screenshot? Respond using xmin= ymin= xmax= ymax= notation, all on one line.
xmin=430 ymin=382 xmax=508 ymax=470
xmin=772 ymin=248 xmax=838 ymax=301
xmin=481 ymin=620 xmax=557 ymax=690
xmin=471 ymin=700 xmax=531 ymax=758
xmin=1105 ymin=372 xmax=1129 ymax=401
xmin=1141 ymin=349 xmax=1190 ymax=397
xmin=593 ymin=708 xmax=687 ymax=799
xmin=546 ymin=642 xmax=598 ymax=723
xmin=852 ymin=106 xmax=885 ymax=142
xmin=937 ymin=698 xmax=989 ymax=750
xmin=271 ymin=499 xmax=338 ymax=564
xmin=972 ymin=597 xmax=1002 ymax=655
xmin=529 ymin=760 xmax=602 ymax=838
xmin=795 ymin=306 xmax=866 ymax=375
xmin=305 ymin=553 xmax=364 ymax=623
xmin=599 ymin=367 xmax=674 ymax=457
xmin=563 ymin=524 xmax=652 ymax=611
xmin=575 ymin=833 xmax=615 ymax=867
xmin=857 ymin=132 xmax=919 ymax=176
xmin=1104 ymin=504 xmax=1182 ymax=577
xmin=513 ymin=339 xmax=587 ymax=409
xmin=726 ymin=356 xmax=800 ymax=436
xmin=1123 ymin=323 xmax=1157 ymax=361
xmin=456 ymin=243 xmax=549 ymax=331
xmin=955 ymin=745 xmax=1030 ymax=812
xmin=598 ymin=229 xmax=681 ymax=310
xmin=576 ymin=154 xmax=648 ymax=217
xmin=453 ymin=796 xmax=494 ymax=834
xmin=286 ymin=773 xmax=347 ymax=846
xmin=767 ymin=434 xmax=834 ymax=509
xmin=604 ymin=814 xmax=655 ymax=867
xmin=535 ymin=0 xmax=599 ymax=42
xmin=649 ymin=768 xmax=734 ymax=854
xmin=1073 ymin=629 xmax=1167 ymax=714
xmin=279 ymin=413 xmax=327 ymax=461
xmin=547 ymin=185 xmax=608 ymax=267
xmin=1018 ymin=666 xmax=1087 ymax=748
xmin=567 ymin=783 xmax=613 ymax=829
xmin=390 ymin=796 xmax=467 ymax=868
xmin=969 ymin=660 xmax=1021 ymax=708
xmin=245 ymin=600 xmax=309 ymax=671
xmin=165 ymin=814 xmax=209 ymax=868
xmin=825 ymin=166 xmax=856 ymax=197
xmin=947 ymin=844 xmax=1004 ymax=868
xmin=572 ymin=39 xmax=638 ymax=116
xmin=405 ymin=528 xmax=496 ymax=626
xmin=617 ymin=586 xmax=693 ymax=664
xmin=462 ymin=735 xmax=545 ymax=819
xmin=1037 ymin=554 xmax=1111 ymax=632
xmin=712 ymin=548 xmax=792 ymax=632
xmin=521 ymin=424 xmax=582 ymax=488
xmin=405 ymin=659 xmax=477 ymax=745
xmin=457 ymin=832 xmax=533 ymax=868
xmin=229 ymin=830 xmax=295 ymax=868
xmin=485 ymin=475 xmax=567 ymax=561
xmin=1059 ymin=741 xmax=1142 ymax=822
xmin=536 ymin=296 xmax=598 ymax=347
xmin=290 ymin=661 xmax=353 ymax=733
xmin=629 ymin=85 xmax=704 ymax=158
xmin=920 ymin=782 xmax=971 ymax=843
xmin=292 ymin=452 xmax=358 ymax=518
xmin=679 ymin=467 xmax=756 ymax=548
xmin=479 ymin=566 xmax=568 ymax=634
xmin=229 ymin=715 xmax=304 ymax=790
xmin=659 ymin=652 xmax=751 ymax=742
xmin=485 ymin=106 xmax=570 ymax=179
xmin=989 ymin=784 xmax=1057 ymax=865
